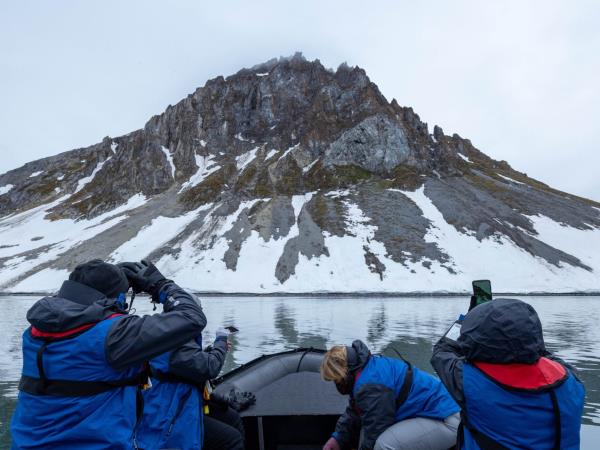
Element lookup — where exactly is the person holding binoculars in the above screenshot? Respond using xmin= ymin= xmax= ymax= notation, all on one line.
xmin=10 ymin=259 xmax=207 ymax=449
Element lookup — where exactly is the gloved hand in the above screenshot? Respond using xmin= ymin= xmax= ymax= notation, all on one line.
xmin=215 ymin=328 xmax=229 ymax=341
xmin=323 ymin=437 xmax=341 ymax=450
xmin=118 ymin=260 xmax=168 ymax=298
xmin=228 ymin=389 xmax=256 ymax=412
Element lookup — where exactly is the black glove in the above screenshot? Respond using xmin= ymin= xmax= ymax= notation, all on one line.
xmin=228 ymin=389 xmax=256 ymax=412
xmin=118 ymin=260 xmax=168 ymax=297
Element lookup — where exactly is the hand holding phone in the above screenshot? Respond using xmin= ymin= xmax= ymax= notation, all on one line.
xmin=469 ymin=279 xmax=492 ymax=311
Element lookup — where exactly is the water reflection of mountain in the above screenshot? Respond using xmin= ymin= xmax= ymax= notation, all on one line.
xmin=273 ymin=302 xmax=327 ymax=351
xmin=367 ymin=302 xmax=388 ymax=347
xmin=1 ymin=295 xmax=599 ymax=449
xmin=380 ymin=336 xmax=437 ymax=374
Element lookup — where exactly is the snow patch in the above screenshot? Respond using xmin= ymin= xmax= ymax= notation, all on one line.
xmin=155 ymin=195 xmax=322 ymax=292
xmin=161 ymin=146 xmax=176 ymax=178
xmin=282 ymin=200 xmax=390 ymax=292
xmin=11 ymin=269 xmax=70 ymax=293
xmin=199 ymin=140 xmax=207 ymax=147
xmin=525 ymin=214 xmax=600 ymax=273
xmin=110 ymin=142 xmax=118 ymax=154
xmin=74 ymin=158 xmax=111 ymax=194
xmin=0 ymin=184 xmax=14 ymax=195
xmin=155 ymin=200 xmax=262 ymax=281
xmin=303 ymin=159 xmax=319 ymax=174
xmin=236 ymin=147 xmax=259 ymax=171
xmin=110 ymin=204 xmax=213 ymax=262
xmin=291 ymin=193 xmax=313 ymax=218
xmin=457 ymin=153 xmax=472 ymax=163
xmin=256 ymin=72 xmax=269 ymax=77
xmin=57 ymin=175 xmax=65 ymax=181
xmin=29 ymin=171 xmax=43 ymax=178
xmin=497 ymin=174 xmax=525 ymax=185
xmin=179 ymin=154 xmax=220 ymax=193
xmin=234 ymin=133 xmax=254 ymax=143
xmin=277 ymin=143 xmax=299 ymax=162
xmin=325 ymin=189 xmax=350 ymax=199
xmin=0 ymin=194 xmax=147 ymax=289
xmin=398 ymin=187 xmax=600 ymax=292
xmin=265 ymin=149 xmax=279 ymax=160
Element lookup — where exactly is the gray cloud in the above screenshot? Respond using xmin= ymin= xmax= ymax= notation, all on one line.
xmin=1 ymin=0 xmax=598 ymax=200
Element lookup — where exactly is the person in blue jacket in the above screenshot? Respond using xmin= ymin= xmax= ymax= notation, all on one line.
xmin=136 ymin=326 xmax=245 ymax=450
xmin=10 ymin=259 xmax=207 ymax=450
xmin=320 ymin=340 xmax=460 ymax=450
xmin=431 ymin=298 xmax=586 ymax=450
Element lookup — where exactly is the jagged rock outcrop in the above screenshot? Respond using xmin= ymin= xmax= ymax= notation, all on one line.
xmin=0 ymin=53 xmax=599 ymax=293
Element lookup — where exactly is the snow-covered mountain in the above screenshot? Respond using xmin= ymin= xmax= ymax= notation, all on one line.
xmin=1 ymin=54 xmax=599 ymax=294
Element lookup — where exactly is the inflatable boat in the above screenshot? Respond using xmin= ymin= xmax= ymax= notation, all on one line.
xmin=213 ymin=348 xmax=346 ymax=450
xmin=213 ymin=348 xmax=600 ymax=450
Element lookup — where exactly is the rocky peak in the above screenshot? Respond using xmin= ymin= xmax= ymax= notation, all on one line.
xmin=0 ymin=55 xmax=599 ymax=294
xmin=2 ymin=55 xmax=596 ymax=224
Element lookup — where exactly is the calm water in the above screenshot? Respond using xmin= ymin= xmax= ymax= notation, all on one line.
xmin=1 ymin=295 xmax=599 ymax=447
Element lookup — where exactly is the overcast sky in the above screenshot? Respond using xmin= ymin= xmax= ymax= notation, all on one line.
xmin=1 ymin=1 xmax=598 ymax=200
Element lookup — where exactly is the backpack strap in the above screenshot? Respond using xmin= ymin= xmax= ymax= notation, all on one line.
xmin=387 ymin=347 xmax=414 ymax=409
xmin=21 ymin=338 xmax=145 ymax=396
xmin=550 ymin=390 xmax=561 ymax=450
xmin=395 ymin=359 xmax=413 ymax=409
xmin=19 ymin=314 xmax=148 ymax=397
xmin=150 ymin=369 xmax=204 ymax=390
xmin=19 ymin=373 xmax=145 ymax=396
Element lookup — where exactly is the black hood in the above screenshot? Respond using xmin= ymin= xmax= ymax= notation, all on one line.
xmin=347 ymin=339 xmax=371 ymax=373
xmin=26 ymin=280 xmax=123 ymax=333
xmin=458 ymin=298 xmax=546 ymax=364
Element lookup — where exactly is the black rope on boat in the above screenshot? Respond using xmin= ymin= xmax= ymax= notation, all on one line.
xmin=295 ymin=347 xmax=313 ymax=372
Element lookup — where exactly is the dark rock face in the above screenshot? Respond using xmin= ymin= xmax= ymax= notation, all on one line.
xmin=324 ymin=114 xmax=412 ymax=174
xmin=0 ymin=54 xmax=599 ymax=293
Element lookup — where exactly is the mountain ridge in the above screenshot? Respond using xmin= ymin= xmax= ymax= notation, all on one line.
xmin=1 ymin=53 xmax=599 ymax=293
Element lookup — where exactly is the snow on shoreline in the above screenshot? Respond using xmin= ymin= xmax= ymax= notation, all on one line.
xmin=1 ymin=187 xmax=599 ymax=294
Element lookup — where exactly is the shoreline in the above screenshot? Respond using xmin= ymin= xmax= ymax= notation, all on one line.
xmin=2 ymin=291 xmax=599 ymax=297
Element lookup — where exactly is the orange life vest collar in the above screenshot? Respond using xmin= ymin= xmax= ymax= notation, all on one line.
xmin=30 ymin=313 xmax=123 ymax=339
xmin=474 ymin=356 xmax=567 ymax=391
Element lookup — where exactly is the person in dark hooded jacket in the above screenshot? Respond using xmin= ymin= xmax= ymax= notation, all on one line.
xmin=136 ymin=326 xmax=246 ymax=450
xmin=10 ymin=259 xmax=207 ymax=450
xmin=321 ymin=340 xmax=460 ymax=450
xmin=431 ymin=298 xmax=585 ymax=450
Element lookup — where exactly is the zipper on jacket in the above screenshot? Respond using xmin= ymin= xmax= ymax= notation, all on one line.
xmin=166 ymin=388 xmax=193 ymax=437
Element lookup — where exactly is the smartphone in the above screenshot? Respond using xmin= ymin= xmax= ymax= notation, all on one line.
xmin=469 ymin=279 xmax=492 ymax=311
